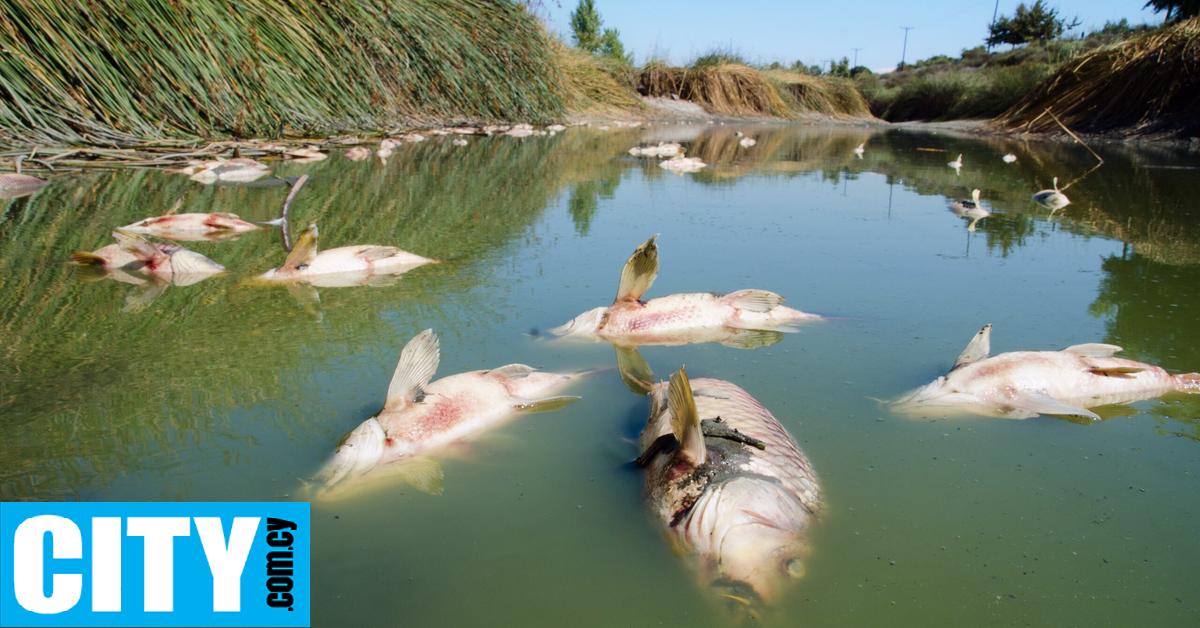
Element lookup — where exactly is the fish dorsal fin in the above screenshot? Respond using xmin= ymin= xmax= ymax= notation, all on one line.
xmin=357 ymin=246 xmax=399 ymax=262
xmin=953 ymin=324 xmax=992 ymax=370
xmin=490 ymin=364 xmax=536 ymax=380
xmin=1003 ymin=390 xmax=1100 ymax=421
xmin=723 ymin=289 xmax=785 ymax=313
xmin=283 ymin=224 xmax=319 ymax=269
xmin=384 ymin=329 xmax=440 ymax=409
xmin=112 ymin=229 xmax=168 ymax=266
xmin=615 ymin=235 xmax=659 ymax=303
xmin=667 ymin=367 xmax=706 ymax=467
xmin=392 ymin=457 xmax=444 ymax=495
xmin=1062 ymin=343 xmax=1123 ymax=358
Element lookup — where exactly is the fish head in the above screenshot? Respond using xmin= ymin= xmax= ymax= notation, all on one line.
xmin=309 ymin=417 xmax=388 ymax=498
xmin=683 ymin=478 xmax=813 ymax=613
xmin=167 ymin=249 xmax=225 ymax=275
xmin=208 ymin=213 xmax=259 ymax=232
xmin=889 ymin=375 xmax=980 ymax=417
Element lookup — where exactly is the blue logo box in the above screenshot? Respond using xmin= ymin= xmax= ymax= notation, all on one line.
xmin=0 ymin=502 xmax=309 ymax=627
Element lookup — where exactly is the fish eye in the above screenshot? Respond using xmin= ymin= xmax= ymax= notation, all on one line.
xmin=786 ymin=558 xmax=805 ymax=578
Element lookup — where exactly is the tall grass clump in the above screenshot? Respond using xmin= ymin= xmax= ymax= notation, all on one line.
xmin=0 ymin=0 xmax=566 ymax=146
xmin=763 ymin=70 xmax=872 ymax=118
xmin=638 ymin=62 xmax=792 ymax=117
xmin=996 ymin=17 xmax=1200 ymax=137
xmin=555 ymin=40 xmax=646 ymax=115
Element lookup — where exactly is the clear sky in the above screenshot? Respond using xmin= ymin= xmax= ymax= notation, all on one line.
xmin=537 ymin=0 xmax=1163 ymax=71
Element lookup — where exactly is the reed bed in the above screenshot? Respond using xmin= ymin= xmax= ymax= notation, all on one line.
xmin=0 ymin=0 xmax=565 ymax=146
xmin=555 ymin=42 xmax=646 ymax=115
xmin=763 ymin=70 xmax=872 ymax=118
xmin=638 ymin=62 xmax=794 ymax=118
xmin=995 ymin=17 xmax=1200 ymax=137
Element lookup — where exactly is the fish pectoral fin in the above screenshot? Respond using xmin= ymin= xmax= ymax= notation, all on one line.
xmin=392 ymin=457 xmax=444 ymax=496
xmin=668 ymin=367 xmax=706 ymax=466
xmin=70 ymin=251 xmax=107 ymax=266
xmin=1062 ymin=343 xmax=1123 ymax=358
xmin=720 ymin=329 xmax=784 ymax=349
xmin=1005 ymin=391 xmax=1100 ymax=421
xmin=512 ymin=396 xmax=581 ymax=414
xmin=357 ymin=246 xmax=400 ymax=262
xmin=283 ymin=224 xmax=319 ymax=270
xmin=952 ymin=324 xmax=992 ymax=370
xmin=285 ymin=282 xmax=321 ymax=308
xmin=384 ymin=329 xmax=440 ymax=409
xmin=615 ymin=235 xmax=659 ymax=303
xmin=723 ymin=289 xmax=785 ymax=313
xmin=112 ymin=229 xmax=167 ymax=266
xmin=1086 ymin=366 xmax=1144 ymax=378
xmin=615 ymin=346 xmax=654 ymax=396
xmin=489 ymin=364 xmax=537 ymax=380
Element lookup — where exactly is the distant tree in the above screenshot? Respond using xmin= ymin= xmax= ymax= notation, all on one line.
xmin=1144 ymin=0 xmax=1200 ymax=20
xmin=599 ymin=28 xmax=632 ymax=63
xmin=987 ymin=1 xmax=1080 ymax=47
xmin=828 ymin=57 xmax=851 ymax=77
xmin=570 ymin=0 xmax=602 ymax=53
xmin=849 ymin=65 xmax=872 ymax=78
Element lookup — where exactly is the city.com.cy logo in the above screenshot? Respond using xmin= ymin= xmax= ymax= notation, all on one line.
xmin=0 ymin=502 xmax=309 ymax=627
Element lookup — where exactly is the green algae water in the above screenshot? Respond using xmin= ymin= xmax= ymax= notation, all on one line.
xmin=2 ymin=125 xmax=1198 ymax=627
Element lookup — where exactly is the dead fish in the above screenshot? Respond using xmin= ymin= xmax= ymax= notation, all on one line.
xmin=71 ymin=229 xmax=225 ymax=279
xmin=286 ymin=147 xmax=327 ymax=162
xmin=344 ymin=147 xmax=371 ymax=161
xmin=1032 ymin=177 xmax=1070 ymax=212
xmin=948 ymin=190 xmax=990 ymax=232
xmin=639 ymin=367 xmax=819 ymax=617
xmin=738 ymin=138 xmax=757 ymax=148
xmin=121 ymin=212 xmax=260 ymax=239
xmin=0 ymin=156 xmax=49 ymax=199
xmin=189 ymin=163 xmax=270 ymax=184
xmin=310 ymin=329 xmax=583 ymax=498
xmin=551 ymin=235 xmax=819 ymax=346
xmin=256 ymin=224 xmax=435 ymax=282
xmin=891 ymin=324 xmax=1200 ymax=420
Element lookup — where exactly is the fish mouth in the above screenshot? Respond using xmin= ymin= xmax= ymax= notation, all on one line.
xmin=710 ymin=579 xmax=767 ymax=624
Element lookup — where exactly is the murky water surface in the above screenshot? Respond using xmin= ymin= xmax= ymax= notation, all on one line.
xmin=3 ymin=125 xmax=1198 ymax=626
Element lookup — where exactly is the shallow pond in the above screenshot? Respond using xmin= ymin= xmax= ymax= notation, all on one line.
xmin=2 ymin=124 xmax=1198 ymax=627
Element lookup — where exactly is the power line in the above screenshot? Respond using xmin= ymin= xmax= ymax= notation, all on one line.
xmin=900 ymin=27 xmax=914 ymax=68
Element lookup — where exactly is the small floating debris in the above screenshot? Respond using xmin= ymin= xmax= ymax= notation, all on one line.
xmin=1032 ymin=177 xmax=1071 ymax=213
xmin=287 ymin=147 xmax=327 ymax=162
xmin=451 ymin=138 xmax=468 ymax=147
xmin=1002 ymin=153 xmax=1017 ymax=163
xmin=739 ymin=137 xmax=757 ymax=148
xmin=629 ymin=142 xmax=683 ymax=158
xmin=547 ymin=124 xmax=567 ymax=132
xmin=402 ymin=133 xmax=425 ymax=143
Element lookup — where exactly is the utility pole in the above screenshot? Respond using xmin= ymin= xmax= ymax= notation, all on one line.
xmin=852 ymin=48 xmax=862 ymax=67
xmin=987 ymin=0 xmax=1000 ymax=51
xmin=900 ymin=27 xmax=913 ymax=69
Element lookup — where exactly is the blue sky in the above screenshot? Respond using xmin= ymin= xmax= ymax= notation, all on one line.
xmin=536 ymin=1 xmax=1163 ymax=71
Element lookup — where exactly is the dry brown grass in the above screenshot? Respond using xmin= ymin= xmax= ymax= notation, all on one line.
xmin=763 ymin=70 xmax=873 ymax=118
xmin=638 ymin=63 xmax=793 ymax=117
xmin=556 ymin=43 xmax=647 ymax=116
xmin=995 ymin=17 xmax=1200 ymax=137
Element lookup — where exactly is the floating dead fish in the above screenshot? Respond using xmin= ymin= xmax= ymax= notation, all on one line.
xmin=190 ymin=163 xmax=270 ymax=184
xmin=659 ymin=156 xmax=706 ymax=173
xmin=451 ymin=138 xmax=469 ymax=147
xmin=891 ymin=324 xmax=1200 ymax=421
xmin=286 ymin=147 xmax=327 ymax=162
xmin=948 ymin=190 xmax=990 ymax=232
xmin=344 ymin=147 xmax=371 ymax=161
xmin=309 ymin=329 xmax=584 ymax=498
xmin=629 ymin=142 xmax=683 ymax=158
xmin=257 ymin=224 xmax=435 ymax=283
xmin=1002 ymin=153 xmax=1017 ymax=163
xmin=547 ymin=124 xmax=567 ymax=132
xmin=72 ymin=230 xmax=225 ymax=280
xmin=1032 ymin=177 xmax=1070 ymax=213
xmin=402 ymin=134 xmax=426 ymax=143
xmin=739 ymin=138 xmax=757 ymax=148
xmin=638 ymin=367 xmax=819 ymax=618
xmin=379 ymin=138 xmax=400 ymax=150
xmin=551 ymin=235 xmax=819 ymax=347
xmin=853 ymin=143 xmax=865 ymax=157
xmin=0 ymin=156 xmax=49 ymax=199
xmin=121 ymin=212 xmax=260 ymax=239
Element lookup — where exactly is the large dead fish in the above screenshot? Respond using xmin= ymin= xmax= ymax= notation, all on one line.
xmin=0 ymin=156 xmax=49 ymax=199
xmin=256 ymin=224 xmax=435 ymax=283
xmin=121 ymin=212 xmax=260 ymax=240
xmin=551 ymin=235 xmax=819 ymax=347
xmin=310 ymin=330 xmax=583 ymax=498
xmin=638 ymin=367 xmax=819 ymax=618
xmin=892 ymin=324 xmax=1200 ymax=420
xmin=71 ymin=229 xmax=225 ymax=279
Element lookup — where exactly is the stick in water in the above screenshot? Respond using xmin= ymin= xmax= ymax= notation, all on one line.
xmin=1046 ymin=109 xmax=1104 ymax=164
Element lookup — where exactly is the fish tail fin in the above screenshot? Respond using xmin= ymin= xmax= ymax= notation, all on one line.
xmin=723 ymin=289 xmax=785 ymax=313
xmin=1175 ymin=373 xmax=1200 ymax=393
xmin=615 ymin=235 xmax=659 ymax=303
xmin=112 ymin=229 xmax=168 ymax=267
xmin=667 ymin=367 xmax=706 ymax=466
xmin=70 ymin=251 xmax=107 ymax=267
